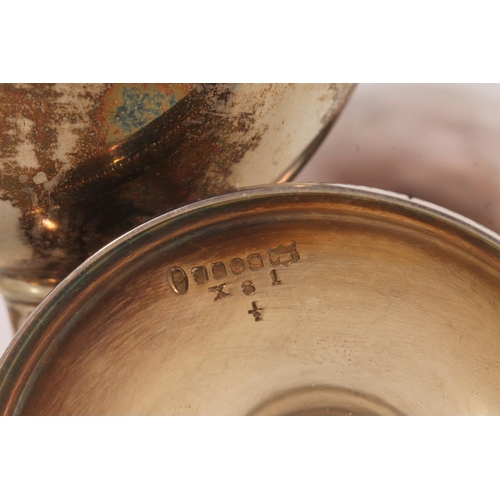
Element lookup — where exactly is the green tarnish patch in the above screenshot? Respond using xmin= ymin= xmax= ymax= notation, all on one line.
xmin=100 ymin=84 xmax=194 ymax=146
xmin=113 ymin=86 xmax=173 ymax=135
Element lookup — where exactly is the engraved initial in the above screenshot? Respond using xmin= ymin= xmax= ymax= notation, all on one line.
xmin=270 ymin=269 xmax=282 ymax=285
xmin=209 ymin=283 xmax=230 ymax=301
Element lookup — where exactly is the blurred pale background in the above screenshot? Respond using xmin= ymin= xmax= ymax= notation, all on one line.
xmin=296 ymin=83 xmax=500 ymax=232
xmin=2 ymin=83 xmax=500 ymax=355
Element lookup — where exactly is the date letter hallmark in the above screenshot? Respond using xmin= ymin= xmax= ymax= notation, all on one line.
xmin=267 ymin=241 xmax=300 ymax=267
xmin=209 ymin=283 xmax=230 ymax=301
xmin=248 ymin=301 xmax=264 ymax=321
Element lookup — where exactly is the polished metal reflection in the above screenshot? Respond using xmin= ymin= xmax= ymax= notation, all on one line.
xmin=2 ymin=184 xmax=500 ymax=415
xmin=0 ymin=84 xmax=354 ymax=330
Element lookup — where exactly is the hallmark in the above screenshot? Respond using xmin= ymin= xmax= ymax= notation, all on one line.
xmin=168 ymin=241 xmax=300 ymax=295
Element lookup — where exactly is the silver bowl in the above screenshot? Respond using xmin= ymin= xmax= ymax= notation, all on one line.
xmin=1 ymin=184 xmax=499 ymax=415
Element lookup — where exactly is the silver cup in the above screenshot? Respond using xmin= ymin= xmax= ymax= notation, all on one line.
xmin=0 ymin=83 xmax=354 ymax=330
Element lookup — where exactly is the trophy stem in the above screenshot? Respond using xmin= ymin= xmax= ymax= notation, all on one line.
xmin=4 ymin=298 xmax=38 ymax=334
xmin=0 ymin=276 xmax=53 ymax=335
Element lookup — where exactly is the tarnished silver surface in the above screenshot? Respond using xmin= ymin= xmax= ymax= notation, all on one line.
xmin=0 ymin=84 xmax=354 ymax=329
xmin=2 ymin=184 xmax=500 ymax=415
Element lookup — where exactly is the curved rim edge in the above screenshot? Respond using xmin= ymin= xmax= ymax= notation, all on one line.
xmin=2 ymin=182 xmax=500 ymax=413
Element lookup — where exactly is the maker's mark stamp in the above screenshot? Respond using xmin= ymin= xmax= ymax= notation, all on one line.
xmin=168 ymin=266 xmax=189 ymax=295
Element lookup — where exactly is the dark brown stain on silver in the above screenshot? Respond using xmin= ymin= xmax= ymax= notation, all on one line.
xmin=0 ymin=84 xmax=354 ymax=300
xmin=0 ymin=84 xmax=267 ymax=282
